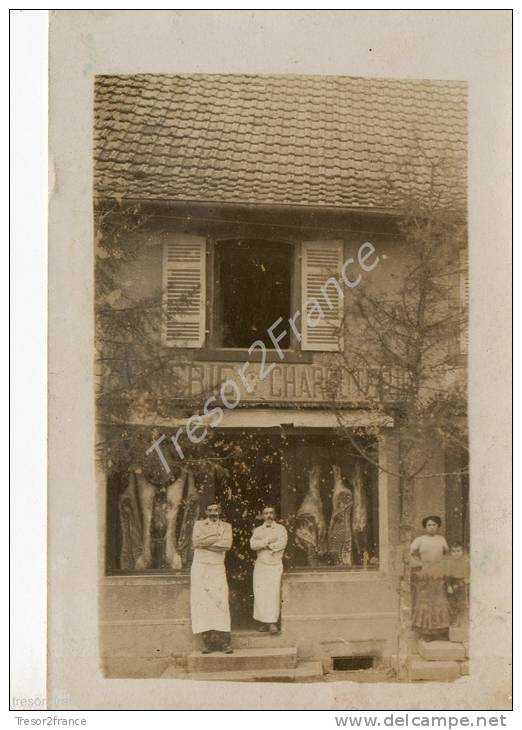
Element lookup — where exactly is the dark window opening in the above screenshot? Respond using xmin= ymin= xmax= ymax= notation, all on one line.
xmin=332 ymin=656 xmax=375 ymax=671
xmin=216 ymin=240 xmax=293 ymax=349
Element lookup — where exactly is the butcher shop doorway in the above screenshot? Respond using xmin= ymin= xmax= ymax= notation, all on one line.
xmin=213 ymin=430 xmax=282 ymax=630
xmin=212 ymin=430 xmax=380 ymax=628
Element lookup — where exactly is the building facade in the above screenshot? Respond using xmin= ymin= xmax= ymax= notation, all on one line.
xmin=94 ymin=74 xmax=468 ymax=678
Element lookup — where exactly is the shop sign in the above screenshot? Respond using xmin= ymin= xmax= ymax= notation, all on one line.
xmin=169 ymin=361 xmax=405 ymax=405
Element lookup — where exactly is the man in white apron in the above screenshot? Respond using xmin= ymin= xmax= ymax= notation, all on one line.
xmin=250 ymin=506 xmax=288 ymax=634
xmin=190 ymin=503 xmax=233 ymax=653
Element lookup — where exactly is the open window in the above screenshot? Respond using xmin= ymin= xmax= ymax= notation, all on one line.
xmin=213 ymin=239 xmax=294 ymax=350
xmin=162 ymin=236 xmax=344 ymax=352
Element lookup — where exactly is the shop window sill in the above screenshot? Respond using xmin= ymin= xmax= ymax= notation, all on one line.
xmin=283 ymin=567 xmax=386 ymax=582
xmin=103 ymin=570 xmax=190 ymax=586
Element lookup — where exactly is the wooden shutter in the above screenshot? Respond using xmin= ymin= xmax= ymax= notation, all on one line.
xmin=301 ymin=240 xmax=344 ymax=351
xmin=162 ymin=234 xmax=206 ymax=348
xmin=459 ymin=247 xmax=469 ymax=353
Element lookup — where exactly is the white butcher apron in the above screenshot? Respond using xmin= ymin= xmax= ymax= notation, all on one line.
xmin=250 ymin=523 xmax=288 ymax=624
xmin=190 ymin=520 xmax=232 ymax=635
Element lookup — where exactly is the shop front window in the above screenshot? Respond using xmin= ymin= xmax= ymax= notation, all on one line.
xmin=282 ymin=435 xmax=380 ymax=570
xmin=106 ymin=430 xmax=380 ymax=578
xmin=106 ymin=465 xmax=214 ymax=574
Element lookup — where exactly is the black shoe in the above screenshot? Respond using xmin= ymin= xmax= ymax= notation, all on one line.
xmin=201 ymin=647 xmax=213 ymax=654
xmin=223 ymin=646 xmax=234 ymax=654
xmin=258 ymin=624 xmax=270 ymax=632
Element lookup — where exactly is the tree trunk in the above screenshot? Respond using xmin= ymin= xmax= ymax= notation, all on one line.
xmin=397 ymin=455 xmax=416 ymax=679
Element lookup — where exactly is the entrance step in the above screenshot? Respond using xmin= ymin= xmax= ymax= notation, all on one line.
xmin=232 ymin=631 xmax=289 ymax=650
xmin=187 ymin=646 xmax=297 ymax=674
xmin=177 ymin=660 xmax=323 ymax=683
xmin=417 ymin=640 xmax=466 ymax=662
xmin=409 ymin=658 xmax=461 ymax=682
xmin=449 ymin=626 xmax=469 ymax=643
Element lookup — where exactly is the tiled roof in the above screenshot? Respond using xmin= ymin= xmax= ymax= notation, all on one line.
xmin=94 ymin=74 xmax=467 ymax=211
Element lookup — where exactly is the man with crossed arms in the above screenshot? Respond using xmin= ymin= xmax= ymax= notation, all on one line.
xmin=250 ymin=505 xmax=288 ymax=634
xmin=190 ymin=502 xmax=233 ymax=653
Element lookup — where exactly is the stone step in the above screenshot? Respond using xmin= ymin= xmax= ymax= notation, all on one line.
xmin=417 ymin=640 xmax=466 ymax=662
xmin=232 ymin=631 xmax=289 ymax=650
xmin=410 ymin=658 xmax=461 ymax=682
xmin=449 ymin=626 xmax=469 ymax=643
xmin=167 ymin=660 xmax=323 ymax=683
xmin=187 ymin=646 xmax=298 ymax=673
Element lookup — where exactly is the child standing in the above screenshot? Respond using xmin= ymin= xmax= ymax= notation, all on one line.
xmin=445 ymin=542 xmax=470 ymax=628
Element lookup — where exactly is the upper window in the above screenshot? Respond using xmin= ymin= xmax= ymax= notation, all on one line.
xmin=214 ymin=239 xmax=294 ymax=349
xmin=162 ymin=234 xmax=344 ymax=352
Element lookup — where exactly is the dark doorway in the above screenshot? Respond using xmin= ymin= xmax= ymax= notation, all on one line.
xmin=445 ymin=448 xmax=470 ymax=549
xmin=214 ymin=431 xmax=282 ymax=629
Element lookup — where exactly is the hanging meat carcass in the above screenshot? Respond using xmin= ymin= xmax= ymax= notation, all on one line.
xmin=178 ymin=470 xmax=201 ymax=568
xmin=352 ymin=460 xmax=370 ymax=566
xmin=135 ymin=472 xmax=157 ymax=570
xmin=118 ymin=471 xmax=143 ymax=570
xmin=164 ymin=470 xmax=186 ymax=570
xmin=326 ymin=464 xmax=353 ymax=566
xmin=295 ymin=464 xmax=327 ymax=566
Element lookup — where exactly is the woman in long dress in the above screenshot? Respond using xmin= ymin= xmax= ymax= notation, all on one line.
xmin=410 ymin=515 xmax=450 ymax=640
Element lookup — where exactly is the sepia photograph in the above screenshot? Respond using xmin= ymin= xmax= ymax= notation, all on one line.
xmin=94 ymin=72 xmax=470 ymax=683
xmin=7 ymin=7 xmax=506 ymax=715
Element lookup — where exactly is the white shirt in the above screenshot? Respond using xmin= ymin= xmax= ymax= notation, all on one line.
xmin=250 ymin=522 xmax=288 ymax=565
xmin=410 ymin=534 xmax=449 ymax=563
xmin=191 ymin=519 xmax=233 ymax=565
